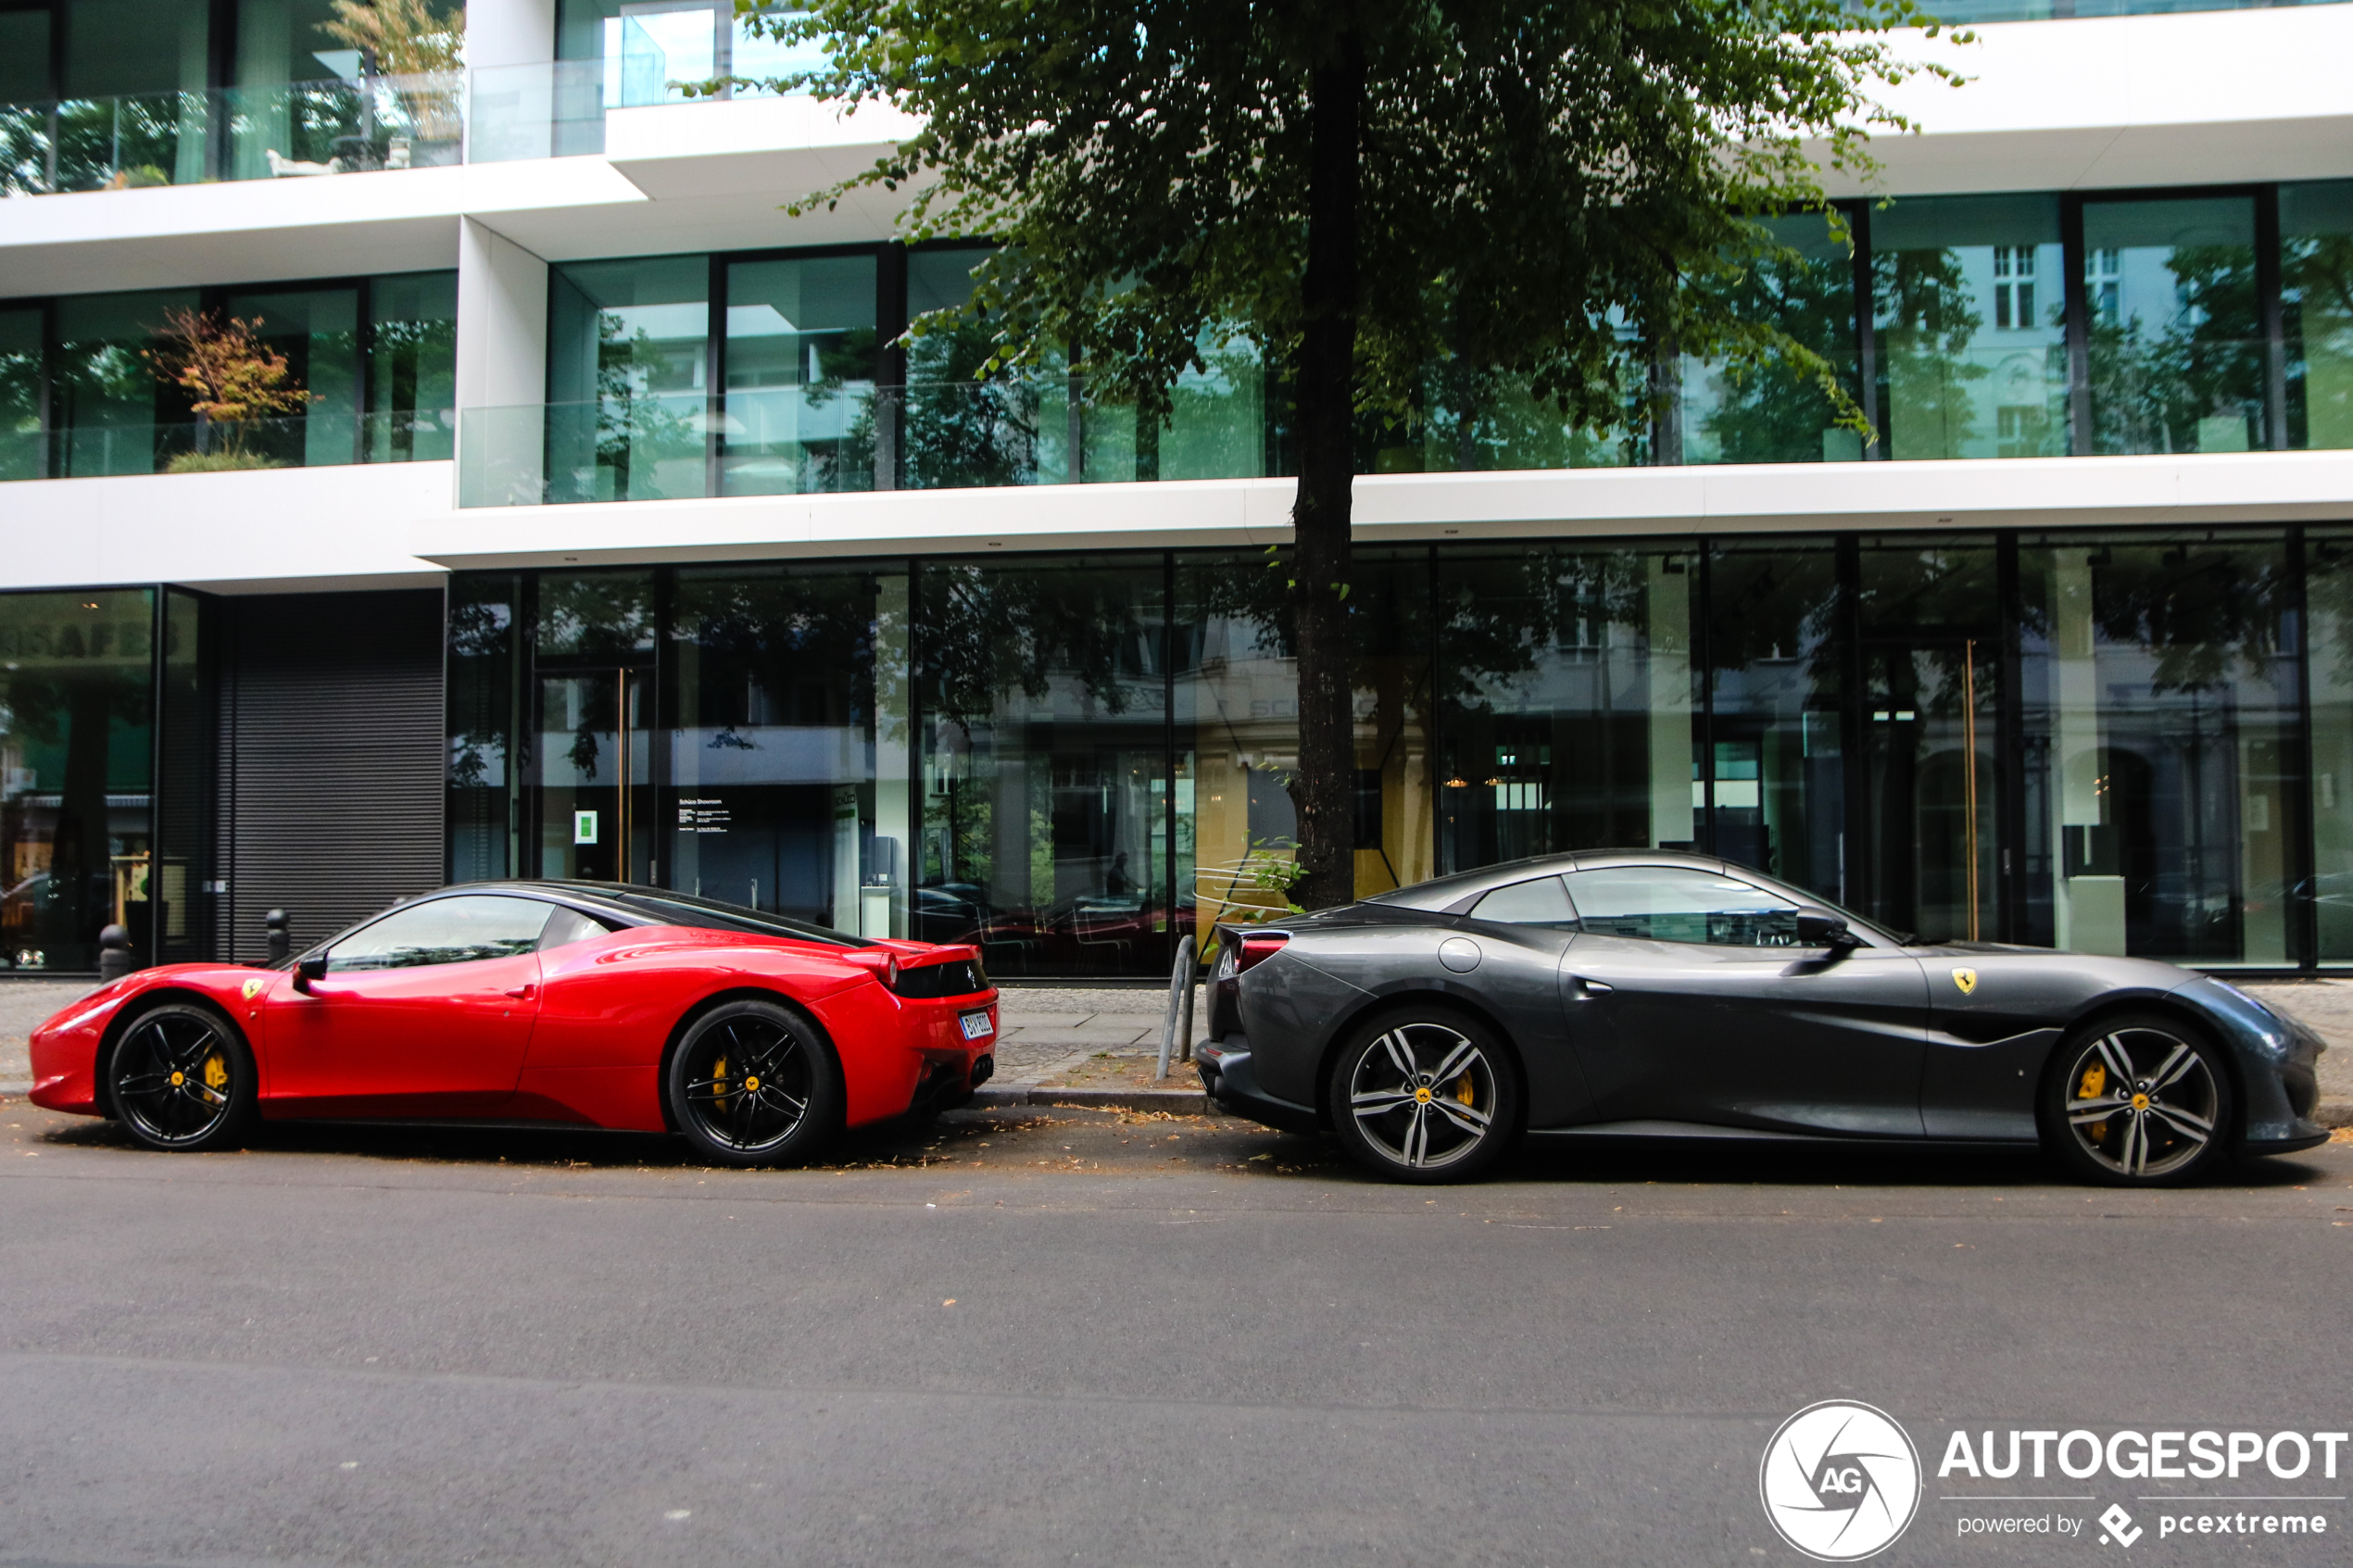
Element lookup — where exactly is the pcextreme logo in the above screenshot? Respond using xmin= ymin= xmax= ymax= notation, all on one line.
xmin=1760 ymin=1401 xmax=1924 ymax=1562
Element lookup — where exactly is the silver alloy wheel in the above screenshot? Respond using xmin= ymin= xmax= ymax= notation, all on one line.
xmin=1346 ymin=1021 xmax=1498 ymax=1171
xmin=2060 ymin=1025 xmax=2221 ymax=1180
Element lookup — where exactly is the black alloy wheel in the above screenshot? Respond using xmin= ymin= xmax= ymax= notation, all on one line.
xmin=666 ymin=999 xmax=842 ymax=1168
xmin=108 ymin=1002 xmax=258 ymax=1152
xmin=1327 ymin=1006 xmax=1521 ymax=1185
xmin=2041 ymin=1013 xmax=2233 ymax=1187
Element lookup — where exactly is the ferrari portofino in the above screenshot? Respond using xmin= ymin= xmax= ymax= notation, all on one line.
xmin=28 ymin=883 xmax=998 ymax=1166
xmin=1198 ymin=851 xmax=2330 ymax=1185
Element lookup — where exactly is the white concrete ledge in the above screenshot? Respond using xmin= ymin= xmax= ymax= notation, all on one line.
xmin=1830 ymin=9 xmax=2353 ymax=194
xmin=0 ymin=461 xmax=452 ymax=592
xmin=408 ymin=449 xmax=2353 ymax=573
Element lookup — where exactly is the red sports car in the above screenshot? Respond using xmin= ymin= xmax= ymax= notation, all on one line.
xmin=27 ymin=882 xmax=999 ymax=1165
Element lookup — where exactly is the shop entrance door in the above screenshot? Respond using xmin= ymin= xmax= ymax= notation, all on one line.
xmin=536 ymin=666 xmax=657 ymax=884
xmin=1861 ymin=639 xmax=1996 ymax=944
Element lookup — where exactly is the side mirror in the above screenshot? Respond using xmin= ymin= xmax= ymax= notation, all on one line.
xmin=1794 ymin=908 xmax=1858 ymax=949
xmin=293 ymin=954 xmax=328 ymax=994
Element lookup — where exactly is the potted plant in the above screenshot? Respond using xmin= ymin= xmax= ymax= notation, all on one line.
xmin=143 ymin=308 xmax=315 ymax=472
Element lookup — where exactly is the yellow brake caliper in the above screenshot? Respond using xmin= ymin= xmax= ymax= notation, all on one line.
xmin=2080 ymin=1061 xmax=2108 ymax=1141
xmin=1455 ymin=1073 xmax=1477 ymax=1107
xmin=712 ymin=1055 xmax=729 ymax=1111
xmin=201 ymin=1053 xmax=228 ymax=1103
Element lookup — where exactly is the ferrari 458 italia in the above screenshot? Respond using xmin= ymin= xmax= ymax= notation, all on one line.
xmin=28 ymin=882 xmax=998 ymax=1166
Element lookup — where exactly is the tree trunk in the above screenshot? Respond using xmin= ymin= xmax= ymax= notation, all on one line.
xmin=1287 ymin=28 xmax=1364 ymax=913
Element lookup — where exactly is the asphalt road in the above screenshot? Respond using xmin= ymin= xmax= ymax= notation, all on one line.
xmin=1 ymin=1101 xmax=2347 ymax=1568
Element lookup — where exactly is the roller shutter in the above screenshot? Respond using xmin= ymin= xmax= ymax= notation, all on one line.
xmin=215 ymin=589 xmax=445 ymax=962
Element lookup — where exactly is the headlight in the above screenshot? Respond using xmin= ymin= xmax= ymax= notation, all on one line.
xmin=2208 ymin=979 xmax=2279 ymax=1022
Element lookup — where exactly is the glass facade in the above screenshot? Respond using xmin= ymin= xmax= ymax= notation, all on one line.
xmin=2284 ymin=181 xmax=2353 ymax=452
xmin=556 ymin=0 xmax=823 ymax=108
xmin=442 ymin=526 xmax=2353 ymax=975
xmin=0 ymin=271 xmax=457 ymax=480
xmin=1681 ymin=214 xmax=1864 ymax=465
xmin=2082 ymin=196 xmax=2267 ymax=456
xmin=721 ymin=252 xmax=878 ymax=495
xmin=1874 ymin=195 xmax=2069 ymax=459
xmin=473 ymin=184 xmax=2353 ymax=508
xmin=0 ymin=588 xmax=157 ymax=972
xmin=546 ymin=254 xmax=713 ymax=503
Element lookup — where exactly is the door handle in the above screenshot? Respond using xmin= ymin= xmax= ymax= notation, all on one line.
xmin=1568 ymin=976 xmax=1613 ymax=997
xmin=504 ymin=984 xmax=536 ymax=1000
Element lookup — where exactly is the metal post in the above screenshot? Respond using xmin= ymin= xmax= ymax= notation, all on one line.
xmin=1156 ymin=934 xmax=1196 ymax=1080
xmin=97 ymin=924 xmax=133 ymax=985
xmin=265 ymin=908 xmax=289 ymax=966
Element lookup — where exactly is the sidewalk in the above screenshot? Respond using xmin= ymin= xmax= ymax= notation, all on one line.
xmin=985 ymin=985 xmax=1211 ymax=1111
xmin=2233 ymin=981 xmax=2353 ymax=1126
xmin=0 ymin=981 xmax=92 ymax=1093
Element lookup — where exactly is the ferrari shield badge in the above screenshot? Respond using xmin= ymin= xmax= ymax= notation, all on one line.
xmin=241 ymin=977 xmax=266 ymax=1001
xmin=1950 ymin=967 xmax=1978 ymax=996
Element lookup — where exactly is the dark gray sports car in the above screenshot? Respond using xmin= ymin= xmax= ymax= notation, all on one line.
xmin=1197 ymin=850 xmax=2331 ymax=1185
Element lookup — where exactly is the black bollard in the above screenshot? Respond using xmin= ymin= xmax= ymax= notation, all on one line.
xmin=96 ymin=924 xmax=133 ymax=985
xmin=265 ymin=908 xmax=289 ymax=966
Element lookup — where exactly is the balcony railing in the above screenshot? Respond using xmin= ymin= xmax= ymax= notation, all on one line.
xmin=0 ymin=409 xmax=453 ymax=482
xmin=0 ymin=74 xmax=464 ymax=195
xmin=0 ymin=52 xmax=834 ymax=194
xmin=456 ymin=371 xmax=1272 ymax=507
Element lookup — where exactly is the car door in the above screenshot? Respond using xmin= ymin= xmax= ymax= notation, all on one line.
xmin=1557 ymin=865 xmax=1929 ymax=1136
xmin=1455 ymin=873 xmax=1598 ymax=1127
xmin=262 ymin=894 xmax=555 ymax=1117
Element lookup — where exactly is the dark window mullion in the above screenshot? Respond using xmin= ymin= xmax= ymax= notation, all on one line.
xmin=2257 ymin=182 xmax=2288 ymax=452
xmin=2061 ymin=193 xmax=2091 ymax=457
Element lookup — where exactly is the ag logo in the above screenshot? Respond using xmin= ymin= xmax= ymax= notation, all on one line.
xmin=1759 ymin=1400 xmax=1921 ymax=1561
xmin=241 ymin=977 xmax=266 ymax=1001
xmin=1950 ymin=967 xmax=1977 ymax=996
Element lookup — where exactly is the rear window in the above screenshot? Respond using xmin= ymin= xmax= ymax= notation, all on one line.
xmin=598 ymin=889 xmax=869 ymax=947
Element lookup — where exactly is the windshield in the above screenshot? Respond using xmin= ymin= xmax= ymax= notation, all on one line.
xmin=592 ymin=888 xmax=870 ymax=947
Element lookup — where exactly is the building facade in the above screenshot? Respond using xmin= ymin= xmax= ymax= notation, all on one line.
xmin=7 ymin=0 xmax=2353 ymax=976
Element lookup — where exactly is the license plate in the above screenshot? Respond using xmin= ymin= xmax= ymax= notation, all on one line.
xmin=959 ymin=1010 xmax=995 ymax=1041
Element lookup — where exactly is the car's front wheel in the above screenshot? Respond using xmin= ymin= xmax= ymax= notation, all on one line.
xmin=1327 ymin=1006 xmax=1520 ymax=1184
xmin=2040 ymin=1013 xmax=2233 ymax=1186
xmin=667 ymin=999 xmax=843 ymax=1168
xmin=107 ymin=1002 xmax=258 ymax=1153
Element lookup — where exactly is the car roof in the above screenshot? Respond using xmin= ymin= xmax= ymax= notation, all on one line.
xmin=326 ymin=881 xmax=872 ymax=951
xmin=1365 ymin=850 xmax=1736 ymax=912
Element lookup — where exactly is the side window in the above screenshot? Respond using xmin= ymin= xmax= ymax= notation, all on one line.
xmin=326 ymin=896 xmax=555 ymax=972
xmin=1468 ymin=875 xmax=1578 ymax=929
xmin=538 ymin=906 xmax=617 ymax=950
xmin=1559 ymin=867 xmax=1802 ymax=947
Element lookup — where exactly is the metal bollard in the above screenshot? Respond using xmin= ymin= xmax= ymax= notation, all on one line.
xmin=265 ymin=909 xmax=289 ymax=966
xmin=96 ymin=924 xmax=133 ymax=985
xmin=1156 ymin=934 xmax=1197 ymax=1081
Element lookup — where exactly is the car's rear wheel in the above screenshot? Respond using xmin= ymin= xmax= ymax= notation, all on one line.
xmin=107 ymin=1002 xmax=257 ymax=1153
xmin=1327 ymin=1006 xmax=1520 ymax=1184
xmin=667 ymin=999 xmax=842 ymax=1168
xmin=2040 ymin=1013 xmax=2233 ymax=1186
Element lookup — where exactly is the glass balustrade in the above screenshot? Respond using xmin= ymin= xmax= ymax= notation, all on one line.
xmin=0 ymin=73 xmax=464 ymax=194
xmin=457 ymin=372 xmax=1272 ymax=507
xmin=0 ymin=51 xmax=825 ymax=190
xmin=0 ymin=409 xmax=451 ymax=481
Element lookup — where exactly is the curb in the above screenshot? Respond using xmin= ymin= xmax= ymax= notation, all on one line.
xmin=0 ymin=1081 xmax=29 ymax=1098
xmin=970 ymin=1083 xmax=1211 ymax=1115
xmin=2319 ymin=1098 xmax=2352 ymax=1131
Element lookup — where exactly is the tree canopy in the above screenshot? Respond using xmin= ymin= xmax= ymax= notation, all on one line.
xmin=733 ymin=0 xmax=1963 ymax=909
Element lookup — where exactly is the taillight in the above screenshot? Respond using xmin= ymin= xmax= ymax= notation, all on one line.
xmin=846 ymin=950 xmax=901 ymax=989
xmin=1235 ymin=931 xmax=1290 ymax=973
